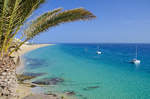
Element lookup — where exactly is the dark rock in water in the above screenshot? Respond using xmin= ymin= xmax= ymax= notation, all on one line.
xmin=44 ymin=93 xmax=57 ymax=97
xmin=17 ymin=74 xmax=36 ymax=83
xmin=83 ymin=86 xmax=99 ymax=91
xmin=17 ymin=72 xmax=46 ymax=83
xmin=30 ymin=84 xmax=37 ymax=88
xmin=77 ymin=94 xmax=88 ymax=99
xmin=83 ymin=97 xmax=88 ymax=99
xmin=32 ymin=77 xmax=64 ymax=85
xmin=25 ymin=58 xmax=48 ymax=69
xmin=23 ymin=72 xmax=46 ymax=77
xmin=65 ymin=91 xmax=75 ymax=96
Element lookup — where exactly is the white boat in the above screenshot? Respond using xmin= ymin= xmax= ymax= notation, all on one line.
xmin=130 ymin=46 xmax=141 ymax=64
xmin=131 ymin=59 xmax=141 ymax=64
xmin=96 ymin=45 xmax=102 ymax=55
xmin=96 ymin=51 xmax=102 ymax=55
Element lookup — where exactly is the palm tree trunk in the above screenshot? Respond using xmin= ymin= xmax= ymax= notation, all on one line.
xmin=0 ymin=55 xmax=18 ymax=97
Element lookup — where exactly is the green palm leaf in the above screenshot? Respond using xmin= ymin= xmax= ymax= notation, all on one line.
xmin=25 ymin=8 xmax=96 ymax=40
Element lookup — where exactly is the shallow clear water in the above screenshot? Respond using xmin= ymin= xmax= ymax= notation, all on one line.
xmin=24 ymin=44 xmax=150 ymax=99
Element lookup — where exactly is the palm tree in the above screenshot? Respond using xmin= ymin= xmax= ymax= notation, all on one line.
xmin=0 ymin=0 xmax=95 ymax=97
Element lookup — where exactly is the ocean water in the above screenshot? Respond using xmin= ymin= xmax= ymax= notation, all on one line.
xmin=23 ymin=44 xmax=150 ymax=99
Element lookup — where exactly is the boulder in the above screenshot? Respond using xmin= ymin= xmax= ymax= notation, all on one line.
xmin=32 ymin=77 xmax=64 ymax=85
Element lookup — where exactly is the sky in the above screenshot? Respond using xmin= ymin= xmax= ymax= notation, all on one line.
xmin=30 ymin=0 xmax=150 ymax=43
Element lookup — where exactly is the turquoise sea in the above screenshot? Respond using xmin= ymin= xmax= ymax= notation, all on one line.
xmin=23 ymin=44 xmax=150 ymax=99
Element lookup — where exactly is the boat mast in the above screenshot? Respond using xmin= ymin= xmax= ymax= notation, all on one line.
xmin=135 ymin=45 xmax=138 ymax=59
xmin=97 ymin=45 xmax=99 ymax=50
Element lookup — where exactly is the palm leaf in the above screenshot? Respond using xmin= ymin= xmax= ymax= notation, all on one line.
xmin=24 ymin=8 xmax=96 ymax=40
xmin=5 ymin=0 xmax=45 ymax=49
xmin=0 ymin=1 xmax=96 ymax=56
xmin=9 ymin=8 xmax=96 ymax=55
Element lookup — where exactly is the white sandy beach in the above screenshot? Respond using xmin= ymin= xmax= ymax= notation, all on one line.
xmin=15 ymin=44 xmax=51 ymax=56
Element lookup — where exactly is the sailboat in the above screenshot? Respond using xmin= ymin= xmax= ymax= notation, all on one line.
xmin=96 ymin=45 xmax=102 ymax=55
xmin=130 ymin=45 xmax=141 ymax=64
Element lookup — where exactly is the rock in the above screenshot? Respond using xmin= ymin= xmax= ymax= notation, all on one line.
xmin=17 ymin=74 xmax=36 ymax=83
xmin=32 ymin=77 xmax=64 ymax=85
xmin=23 ymin=72 xmax=46 ymax=77
xmin=44 ymin=93 xmax=57 ymax=97
xmin=25 ymin=58 xmax=48 ymax=69
xmin=65 ymin=91 xmax=75 ymax=96
xmin=30 ymin=84 xmax=36 ymax=88
xmin=17 ymin=72 xmax=46 ymax=83
xmin=83 ymin=86 xmax=100 ymax=91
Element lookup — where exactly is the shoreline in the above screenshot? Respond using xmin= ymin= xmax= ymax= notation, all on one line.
xmin=16 ymin=44 xmax=52 ymax=74
xmin=14 ymin=44 xmax=52 ymax=57
xmin=15 ymin=44 xmax=51 ymax=99
xmin=15 ymin=44 xmax=71 ymax=99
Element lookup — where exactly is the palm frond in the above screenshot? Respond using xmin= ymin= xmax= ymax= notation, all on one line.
xmin=11 ymin=0 xmax=45 ymax=31
xmin=24 ymin=8 xmax=96 ymax=40
xmin=5 ymin=0 xmax=45 ymax=50
xmin=0 ymin=1 xmax=96 ymax=57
